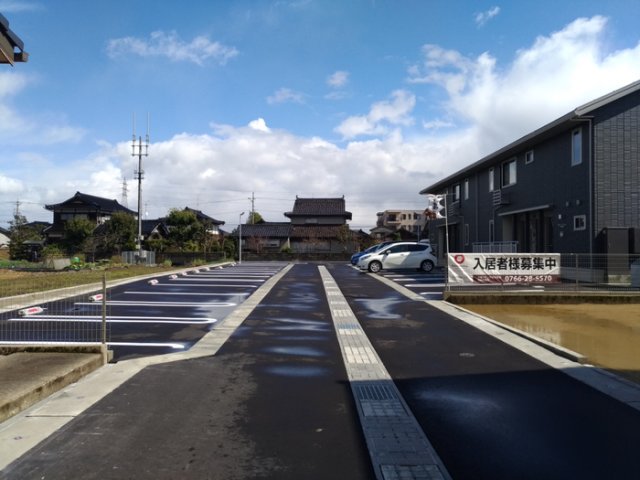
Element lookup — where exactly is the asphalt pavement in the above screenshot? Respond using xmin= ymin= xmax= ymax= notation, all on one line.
xmin=1 ymin=262 xmax=640 ymax=479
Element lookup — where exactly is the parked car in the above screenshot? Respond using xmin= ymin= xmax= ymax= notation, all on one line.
xmin=350 ymin=241 xmax=394 ymax=265
xmin=356 ymin=241 xmax=437 ymax=273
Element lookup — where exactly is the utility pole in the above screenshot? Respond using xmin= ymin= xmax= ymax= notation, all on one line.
xmin=132 ymin=113 xmax=149 ymax=262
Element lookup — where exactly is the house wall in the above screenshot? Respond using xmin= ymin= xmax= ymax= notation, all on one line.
xmin=592 ymin=89 xmax=640 ymax=245
xmin=288 ymin=215 xmax=346 ymax=225
xmin=428 ymin=121 xmax=596 ymax=254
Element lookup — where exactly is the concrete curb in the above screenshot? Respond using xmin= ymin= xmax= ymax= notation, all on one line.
xmin=0 ymin=351 xmax=103 ymax=423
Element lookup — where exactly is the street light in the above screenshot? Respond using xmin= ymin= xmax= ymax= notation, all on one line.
xmin=239 ymin=212 xmax=245 ymax=264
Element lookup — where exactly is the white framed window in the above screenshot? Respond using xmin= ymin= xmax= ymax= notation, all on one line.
xmin=452 ymin=183 xmax=461 ymax=202
xmin=525 ymin=150 xmax=534 ymax=164
xmin=489 ymin=168 xmax=495 ymax=192
xmin=464 ymin=178 xmax=469 ymax=200
xmin=502 ymin=158 xmax=517 ymax=187
xmin=571 ymin=128 xmax=582 ymax=166
xmin=573 ymin=215 xmax=586 ymax=231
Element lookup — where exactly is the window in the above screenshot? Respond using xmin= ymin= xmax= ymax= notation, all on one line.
xmin=573 ymin=215 xmax=586 ymax=231
xmin=571 ymin=128 xmax=582 ymax=166
xmin=408 ymin=244 xmax=428 ymax=252
xmin=464 ymin=179 xmax=469 ymax=200
xmin=387 ymin=244 xmax=408 ymax=254
xmin=525 ymin=150 xmax=534 ymax=164
xmin=452 ymin=183 xmax=461 ymax=202
xmin=464 ymin=224 xmax=470 ymax=246
xmin=502 ymin=158 xmax=517 ymax=187
xmin=489 ymin=220 xmax=495 ymax=242
xmin=489 ymin=168 xmax=495 ymax=192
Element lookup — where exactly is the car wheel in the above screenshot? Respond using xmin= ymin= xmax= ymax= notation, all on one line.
xmin=368 ymin=261 xmax=382 ymax=273
xmin=420 ymin=260 xmax=434 ymax=273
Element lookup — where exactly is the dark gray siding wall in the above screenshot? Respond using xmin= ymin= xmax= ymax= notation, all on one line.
xmin=436 ymin=124 xmax=592 ymax=253
xmin=593 ymin=90 xmax=640 ymax=239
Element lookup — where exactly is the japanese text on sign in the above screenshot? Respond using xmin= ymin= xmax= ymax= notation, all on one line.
xmin=448 ymin=253 xmax=561 ymax=285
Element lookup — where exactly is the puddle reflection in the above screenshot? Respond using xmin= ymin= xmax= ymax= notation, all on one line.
xmin=355 ymin=298 xmax=403 ymax=319
xmin=263 ymin=365 xmax=329 ymax=377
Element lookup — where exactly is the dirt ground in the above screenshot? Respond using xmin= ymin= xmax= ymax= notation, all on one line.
xmin=464 ymin=303 xmax=640 ymax=385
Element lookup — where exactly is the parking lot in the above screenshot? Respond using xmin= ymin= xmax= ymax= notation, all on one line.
xmin=0 ymin=262 xmax=287 ymax=361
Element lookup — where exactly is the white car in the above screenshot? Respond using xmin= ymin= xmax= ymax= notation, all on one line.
xmin=356 ymin=241 xmax=437 ymax=273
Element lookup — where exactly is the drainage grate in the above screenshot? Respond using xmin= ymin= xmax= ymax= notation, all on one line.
xmin=355 ymin=382 xmax=397 ymax=401
xmin=381 ymin=464 xmax=445 ymax=480
xmin=338 ymin=323 xmax=360 ymax=330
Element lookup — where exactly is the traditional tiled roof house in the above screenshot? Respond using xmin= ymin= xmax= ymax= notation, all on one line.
xmin=43 ymin=191 xmax=137 ymax=243
xmin=284 ymin=197 xmax=355 ymax=253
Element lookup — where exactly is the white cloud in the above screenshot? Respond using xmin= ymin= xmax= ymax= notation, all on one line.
xmin=0 ymin=174 xmax=23 ymax=194
xmin=335 ymin=90 xmax=415 ymax=139
xmin=106 ymin=30 xmax=239 ymax=66
xmin=327 ymin=70 xmax=349 ymax=88
xmin=475 ymin=6 xmax=500 ymax=27
xmin=409 ymin=15 xmax=640 ymax=154
xmin=248 ymin=118 xmax=271 ymax=132
xmin=266 ymin=87 xmax=305 ymax=105
xmin=0 ymin=1 xmax=42 ymax=12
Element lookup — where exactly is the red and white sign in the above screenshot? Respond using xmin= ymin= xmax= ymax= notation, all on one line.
xmin=18 ymin=306 xmax=44 ymax=316
xmin=448 ymin=253 xmax=561 ymax=285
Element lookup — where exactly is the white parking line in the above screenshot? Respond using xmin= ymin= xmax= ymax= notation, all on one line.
xmin=8 ymin=315 xmax=217 ymax=324
xmin=196 ymin=274 xmax=270 ymax=278
xmin=0 ymin=340 xmax=185 ymax=349
xmin=124 ymin=291 xmax=249 ymax=296
xmin=170 ymin=278 xmax=264 ymax=283
xmin=74 ymin=301 xmax=235 ymax=307
xmin=150 ymin=283 xmax=258 ymax=288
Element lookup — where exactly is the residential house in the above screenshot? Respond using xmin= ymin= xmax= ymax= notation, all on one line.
xmin=370 ymin=209 xmax=426 ymax=242
xmin=284 ymin=197 xmax=355 ymax=253
xmin=419 ymin=79 xmax=640 ymax=262
xmin=44 ymin=192 xmax=136 ymax=243
xmin=0 ymin=227 xmax=10 ymax=248
xmin=240 ymin=223 xmax=292 ymax=252
xmin=182 ymin=207 xmax=225 ymax=236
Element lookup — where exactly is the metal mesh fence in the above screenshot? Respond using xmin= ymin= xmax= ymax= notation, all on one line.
xmin=0 ymin=273 xmax=111 ymax=347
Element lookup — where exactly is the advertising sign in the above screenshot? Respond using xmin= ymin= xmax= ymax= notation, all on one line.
xmin=448 ymin=253 xmax=561 ymax=285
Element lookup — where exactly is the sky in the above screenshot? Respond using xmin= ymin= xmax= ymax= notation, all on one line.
xmin=1 ymin=0 xmax=640 ymax=232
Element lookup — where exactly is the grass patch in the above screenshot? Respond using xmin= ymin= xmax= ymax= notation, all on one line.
xmin=0 ymin=264 xmax=183 ymax=298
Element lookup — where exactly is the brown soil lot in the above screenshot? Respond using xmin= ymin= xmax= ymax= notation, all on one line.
xmin=463 ymin=303 xmax=640 ymax=385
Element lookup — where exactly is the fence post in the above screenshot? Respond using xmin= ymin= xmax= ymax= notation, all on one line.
xmin=101 ymin=272 xmax=107 ymax=345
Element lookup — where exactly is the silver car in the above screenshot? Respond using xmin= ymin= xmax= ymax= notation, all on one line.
xmin=356 ymin=241 xmax=437 ymax=273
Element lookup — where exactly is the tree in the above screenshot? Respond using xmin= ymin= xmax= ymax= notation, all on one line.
xmin=8 ymin=213 xmax=40 ymax=260
xmin=247 ymin=211 xmax=264 ymax=224
xmin=165 ymin=209 xmax=205 ymax=251
xmin=63 ymin=217 xmax=95 ymax=255
xmin=103 ymin=212 xmax=137 ymax=254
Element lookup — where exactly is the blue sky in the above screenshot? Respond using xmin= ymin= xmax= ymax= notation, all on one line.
xmin=1 ymin=0 xmax=640 ymax=231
